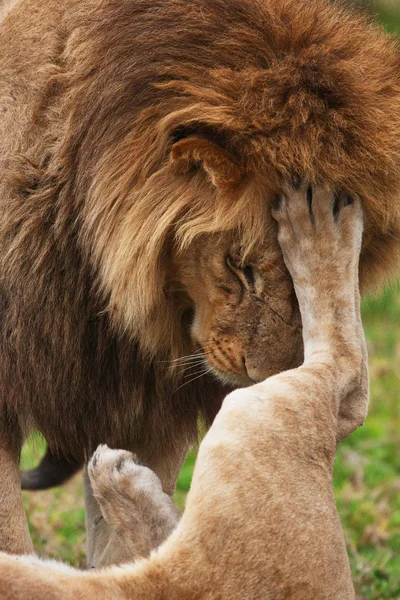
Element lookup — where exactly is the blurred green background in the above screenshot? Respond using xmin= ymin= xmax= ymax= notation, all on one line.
xmin=20 ymin=3 xmax=400 ymax=599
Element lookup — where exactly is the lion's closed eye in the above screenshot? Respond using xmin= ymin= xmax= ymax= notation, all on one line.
xmin=226 ymin=256 xmax=256 ymax=290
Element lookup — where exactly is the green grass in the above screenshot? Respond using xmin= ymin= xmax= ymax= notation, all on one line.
xmin=367 ymin=1 xmax=400 ymax=33
xmin=20 ymin=286 xmax=400 ymax=597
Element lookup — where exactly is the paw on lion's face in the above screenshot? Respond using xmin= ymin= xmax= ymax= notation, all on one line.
xmin=175 ymin=232 xmax=303 ymax=385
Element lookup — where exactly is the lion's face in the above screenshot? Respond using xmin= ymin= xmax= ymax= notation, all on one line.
xmin=175 ymin=232 xmax=303 ymax=386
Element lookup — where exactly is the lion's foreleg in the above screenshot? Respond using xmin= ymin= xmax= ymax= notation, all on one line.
xmin=0 ymin=426 xmax=32 ymax=555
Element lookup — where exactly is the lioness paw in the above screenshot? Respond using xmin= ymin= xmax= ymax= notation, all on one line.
xmin=272 ymin=180 xmax=363 ymax=287
xmin=88 ymin=445 xmax=179 ymax=555
xmin=88 ymin=445 xmax=163 ymax=503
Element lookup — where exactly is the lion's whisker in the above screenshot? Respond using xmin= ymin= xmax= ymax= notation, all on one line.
xmin=161 ymin=357 xmax=208 ymax=367
xmin=159 ymin=347 xmax=213 ymax=365
xmin=175 ymin=353 xmax=211 ymax=373
xmin=175 ymin=357 xmax=209 ymax=370
xmin=183 ymin=367 xmax=209 ymax=379
xmin=174 ymin=367 xmax=214 ymax=392
xmin=177 ymin=364 xmax=208 ymax=377
xmin=176 ymin=361 xmax=209 ymax=371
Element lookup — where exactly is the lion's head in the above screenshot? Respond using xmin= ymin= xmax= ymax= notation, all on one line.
xmin=174 ymin=225 xmax=303 ymax=385
xmin=20 ymin=0 xmax=400 ymax=387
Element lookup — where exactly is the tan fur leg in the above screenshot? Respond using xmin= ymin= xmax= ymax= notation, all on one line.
xmin=272 ymin=181 xmax=369 ymax=437
xmin=0 ymin=443 xmax=32 ymax=555
xmin=88 ymin=447 xmax=179 ymax=560
xmin=85 ymin=440 xmax=187 ymax=568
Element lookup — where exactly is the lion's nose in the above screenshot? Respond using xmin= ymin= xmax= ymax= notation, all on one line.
xmin=242 ymin=356 xmax=266 ymax=384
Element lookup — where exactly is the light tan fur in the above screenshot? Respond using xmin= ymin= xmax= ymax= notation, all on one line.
xmin=0 ymin=181 xmax=367 ymax=598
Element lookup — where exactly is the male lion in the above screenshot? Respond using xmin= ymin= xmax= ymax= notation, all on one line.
xmin=0 ymin=0 xmax=399 ymax=558
xmin=0 ymin=181 xmax=367 ymax=599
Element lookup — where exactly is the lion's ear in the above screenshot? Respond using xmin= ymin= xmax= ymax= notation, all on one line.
xmin=170 ymin=136 xmax=245 ymax=188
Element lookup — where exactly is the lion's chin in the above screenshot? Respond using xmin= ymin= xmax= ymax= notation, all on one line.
xmin=206 ymin=364 xmax=257 ymax=388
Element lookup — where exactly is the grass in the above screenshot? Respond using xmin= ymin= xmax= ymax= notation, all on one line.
xmin=367 ymin=1 xmax=400 ymax=33
xmin=21 ymin=286 xmax=400 ymax=598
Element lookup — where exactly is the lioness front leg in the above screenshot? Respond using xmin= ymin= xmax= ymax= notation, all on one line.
xmin=271 ymin=180 xmax=369 ymax=435
xmin=86 ymin=445 xmax=180 ymax=566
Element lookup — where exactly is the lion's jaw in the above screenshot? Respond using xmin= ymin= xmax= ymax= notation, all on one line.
xmin=175 ymin=232 xmax=303 ymax=386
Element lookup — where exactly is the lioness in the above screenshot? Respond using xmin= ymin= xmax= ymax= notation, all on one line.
xmin=0 ymin=0 xmax=399 ymax=558
xmin=0 ymin=182 xmax=366 ymax=598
